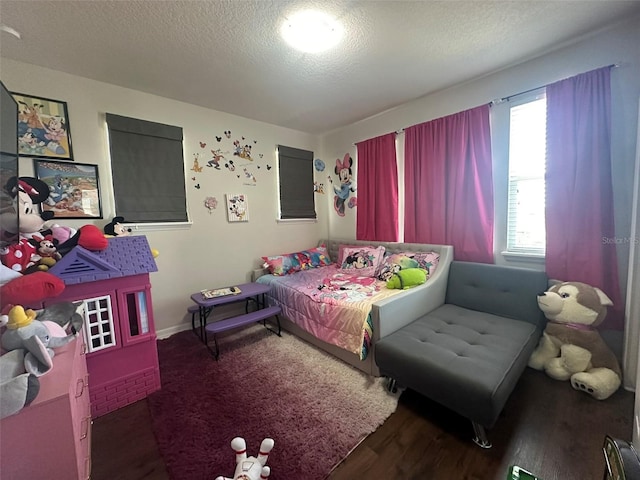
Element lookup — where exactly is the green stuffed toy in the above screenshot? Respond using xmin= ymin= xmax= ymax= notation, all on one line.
xmin=386 ymin=268 xmax=428 ymax=289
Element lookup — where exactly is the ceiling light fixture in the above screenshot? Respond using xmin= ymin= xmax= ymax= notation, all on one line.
xmin=280 ymin=10 xmax=343 ymax=53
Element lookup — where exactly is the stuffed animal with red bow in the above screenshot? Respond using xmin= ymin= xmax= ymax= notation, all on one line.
xmin=0 ymin=176 xmax=107 ymax=308
xmin=0 ymin=234 xmax=61 ymax=274
xmin=0 ymin=176 xmax=107 ymax=262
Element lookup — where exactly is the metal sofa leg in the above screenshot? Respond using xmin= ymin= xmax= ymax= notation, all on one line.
xmin=386 ymin=378 xmax=397 ymax=393
xmin=472 ymin=421 xmax=492 ymax=449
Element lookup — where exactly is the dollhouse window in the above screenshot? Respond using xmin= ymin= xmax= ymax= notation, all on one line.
xmin=125 ymin=291 xmax=149 ymax=337
xmin=82 ymin=295 xmax=116 ymax=352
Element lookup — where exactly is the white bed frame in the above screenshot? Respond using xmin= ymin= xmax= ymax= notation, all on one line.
xmin=253 ymin=239 xmax=454 ymax=376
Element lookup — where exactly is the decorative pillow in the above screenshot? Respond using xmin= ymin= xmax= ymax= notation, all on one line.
xmin=262 ymin=251 xmax=309 ymax=276
xmin=338 ymin=245 xmax=385 ymax=277
xmin=377 ymin=251 xmax=440 ymax=281
xmin=262 ymin=245 xmax=333 ymax=275
xmin=408 ymin=251 xmax=440 ymax=276
xmin=0 ymin=271 xmax=65 ymax=310
xmin=301 ymin=245 xmax=332 ymax=268
xmin=337 ymin=245 xmax=377 ymax=265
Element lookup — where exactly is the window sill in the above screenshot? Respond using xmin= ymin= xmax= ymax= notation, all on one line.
xmin=127 ymin=221 xmax=193 ymax=233
xmin=501 ymin=251 xmax=545 ymax=264
xmin=276 ymin=218 xmax=317 ymax=224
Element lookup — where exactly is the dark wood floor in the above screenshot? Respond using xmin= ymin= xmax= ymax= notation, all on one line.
xmin=92 ymin=368 xmax=634 ymax=480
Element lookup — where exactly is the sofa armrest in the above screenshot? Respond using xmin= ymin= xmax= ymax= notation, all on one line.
xmin=372 ymin=244 xmax=453 ymax=339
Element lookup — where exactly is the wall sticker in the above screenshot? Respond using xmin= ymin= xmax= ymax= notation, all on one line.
xmin=328 ymin=154 xmax=356 ymax=217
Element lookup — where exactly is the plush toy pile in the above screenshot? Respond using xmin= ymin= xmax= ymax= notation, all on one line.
xmin=0 ymin=302 xmax=82 ymax=419
xmin=0 ymin=176 xmax=108 ymax=309
xmin=528 ymin=281 xmax=622 ymax=400
xmin=0 ymin=176 xmax=104 ymax=418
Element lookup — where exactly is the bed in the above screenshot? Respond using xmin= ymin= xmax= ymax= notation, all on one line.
xmin=253 ymin=239 xmax=454 ymax=376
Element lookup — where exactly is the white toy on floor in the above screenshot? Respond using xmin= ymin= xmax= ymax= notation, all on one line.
xmin=215 ymin=437 xmax=274 ymax=480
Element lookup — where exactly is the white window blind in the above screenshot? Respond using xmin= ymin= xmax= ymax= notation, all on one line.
xmin=506 ymin=93 xmax=546 ymax=255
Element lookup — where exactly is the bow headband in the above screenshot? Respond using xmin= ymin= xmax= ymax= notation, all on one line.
xmin=336 ymin=154 xmax=351 ymax=171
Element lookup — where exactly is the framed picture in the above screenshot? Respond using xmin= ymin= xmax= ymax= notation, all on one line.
xmin=226 ymin=193 xmax=249 ymax=222
xmin=34 ymin=160 xmax=103 ymax=219
xmin=12 ymin=92 xmax=74 ymax=160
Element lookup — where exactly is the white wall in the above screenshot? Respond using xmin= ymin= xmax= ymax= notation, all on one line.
xmin=1 ymin=58 xmax=329 ymax=331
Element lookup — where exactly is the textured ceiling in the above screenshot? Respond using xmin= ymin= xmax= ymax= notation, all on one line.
xmin=1 ymin=0 xmax=639 ymax=134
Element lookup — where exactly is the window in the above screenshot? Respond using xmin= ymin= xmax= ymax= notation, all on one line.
xmin=276 ymin=145 xmax=316 ymax=220
xmin=106 ymin=113 xmax=188 ymax=223
xmin=82 ymin=295 xmax=116 ymax=353
xmin=506 ymin=91 xmax=546 ymax=256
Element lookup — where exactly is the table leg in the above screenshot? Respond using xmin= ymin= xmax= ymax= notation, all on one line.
xmin=191 ymin=308 xmax=198 ymax=338
xmin=198 ymin=306 xmax=214 ymax=343
xmin=263 ymin=313 xmax=282 ymax=337
xmin=206 ymin=334 xmax=220 ymax=360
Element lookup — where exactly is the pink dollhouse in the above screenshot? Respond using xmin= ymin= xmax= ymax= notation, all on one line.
xmin=46 ymin=235 xmax=160 ymax=417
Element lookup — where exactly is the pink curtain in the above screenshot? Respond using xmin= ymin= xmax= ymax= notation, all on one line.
xmin=356 ymin=133 xmax=399 ymax=241
xmin=404 ymin=118 xmax=447 ymax=244
xmin=545 ymin=66 xmax=623 ymax=330
xmin=404 ymin=105 xmax=494 ymax=263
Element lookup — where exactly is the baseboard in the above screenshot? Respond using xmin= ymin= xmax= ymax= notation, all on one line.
xmin=157 ymin=302 xmax=249 ymax=339
xmin=156 ymin=323 xmax=191 ymax=339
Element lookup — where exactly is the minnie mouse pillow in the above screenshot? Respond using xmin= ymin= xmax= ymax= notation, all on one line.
xmin=338 ymin=245 xmax=385 ymax=277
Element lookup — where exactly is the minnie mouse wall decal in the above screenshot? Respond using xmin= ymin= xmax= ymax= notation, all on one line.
xmin=328 ymin=154 xmax=356 ymax=217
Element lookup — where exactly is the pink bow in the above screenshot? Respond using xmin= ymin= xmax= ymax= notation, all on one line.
xmin=17 ymin=180 xmax=40 ymax=197
xmin=335 ymin=154 xmax=350 ymax=171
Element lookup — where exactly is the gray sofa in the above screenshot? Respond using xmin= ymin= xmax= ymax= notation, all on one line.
xmin=375 ymin=261 xmax=548 ymax=447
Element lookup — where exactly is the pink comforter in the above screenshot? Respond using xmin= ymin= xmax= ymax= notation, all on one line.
xmin=256 ymin=265 xmax=401 ymax=359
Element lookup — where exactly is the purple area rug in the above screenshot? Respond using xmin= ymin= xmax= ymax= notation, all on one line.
xmin=148 ymin=324 xmax=399 ymax=480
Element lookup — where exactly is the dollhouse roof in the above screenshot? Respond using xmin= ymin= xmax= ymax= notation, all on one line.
xmin=50 ymin=236 xmax=158 ymax=285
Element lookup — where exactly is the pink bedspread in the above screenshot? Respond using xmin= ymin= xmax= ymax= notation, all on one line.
xmin=256 ymin=265 xmax=401 ymax=359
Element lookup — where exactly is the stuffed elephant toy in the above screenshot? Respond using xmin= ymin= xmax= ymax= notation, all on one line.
xmin=0 ymin=302 xmax=82 ymax=419
xmin=1 ymin=302 xmax=81 ymax=376
xmin=0 ymin=349 xmax=41 ymax=419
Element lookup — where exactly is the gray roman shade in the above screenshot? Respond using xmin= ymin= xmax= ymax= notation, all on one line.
xmin=106 ymin=113 xmax=187 ymax=222
xmin=277 ymin=145 xmax=316 ymax=219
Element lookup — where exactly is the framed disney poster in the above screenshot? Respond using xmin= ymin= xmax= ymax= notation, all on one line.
xmin=12 ymin=92 xmax=74 ymax=160
xmin=226 ymin=193 xmax=249 ymax=222
xmin=34 ymin=160 xmax=103 ymax=219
